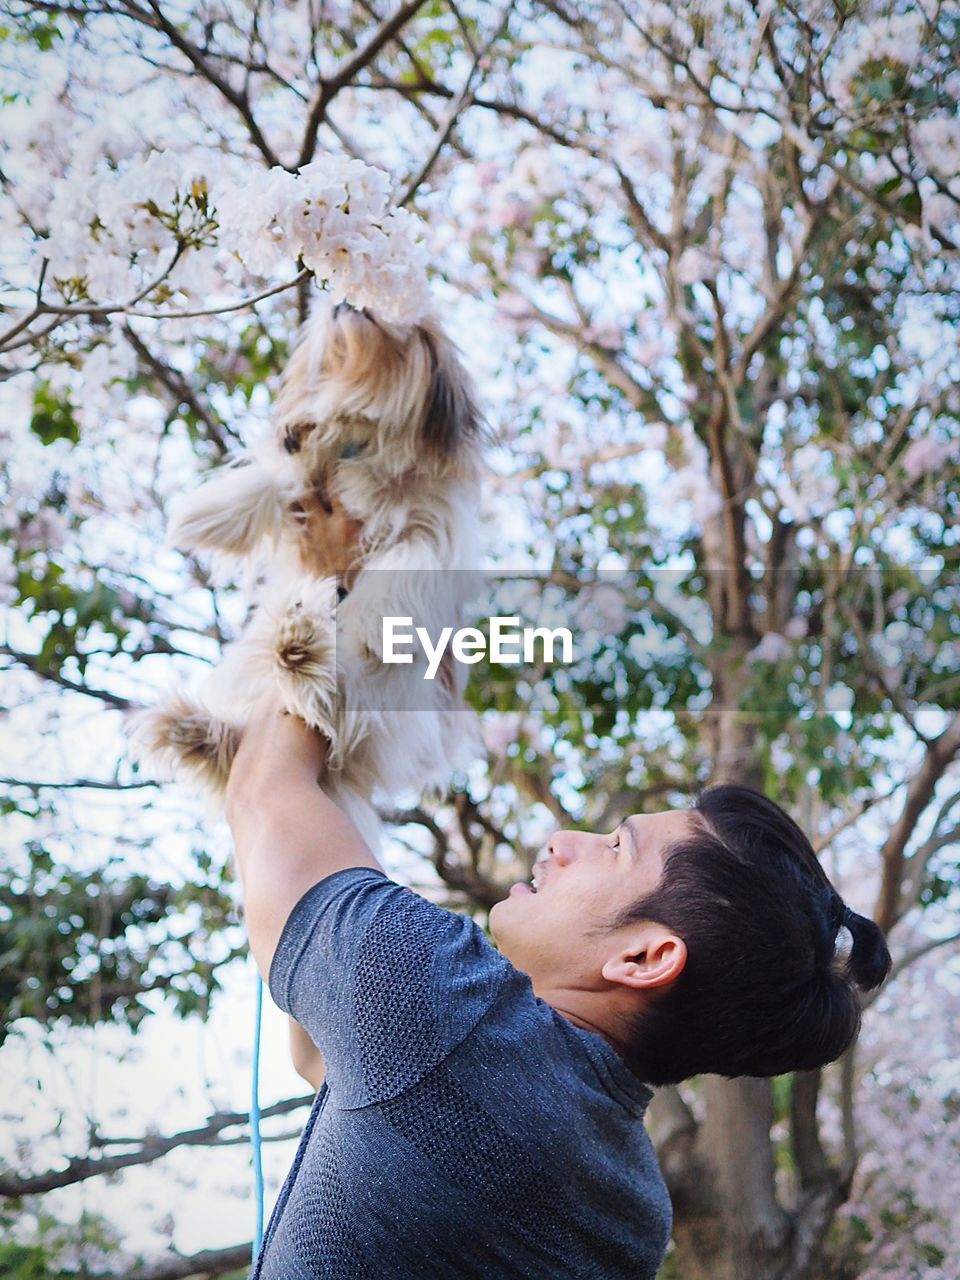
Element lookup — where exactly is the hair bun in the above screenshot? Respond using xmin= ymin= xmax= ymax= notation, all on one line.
xmin=842 ymin=907 xmax=892 ymax=992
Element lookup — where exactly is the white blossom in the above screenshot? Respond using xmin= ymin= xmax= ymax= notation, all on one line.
xmin=504 ymin=148 xmax=565 ymax=201
xmin=37 ymin=152 xmax=431 ymax=324
xmin=775 ymin=444 xmax=840 ymax=521
xmin=632 ymin=338 xmax=668 ymax=366
xmin=0 ymin=541 xmax=15 ymax=605
xmin=826 ymin=12 xmax=928 ymax=111
xmin=747 ymin=631 xmax=792 ymax=664
xmin=823 ymin=682 xmax=855 ymax=718
xmin=769 ymin=733 xmax=794 ymax=773
xmin=16 ymin=508 xmax=69 ymax=554
xmin=581 ymin=583 xmax=630 ymax=636
xmin=912 ymin=114 xmax=960 ymax=183
xmin=658 ymin=422 xmax=724 ymax=524
xmin=215 ymin=159 xmax=430 ymax=323
xmin=784 ymin=615 xmax=808 ymax=641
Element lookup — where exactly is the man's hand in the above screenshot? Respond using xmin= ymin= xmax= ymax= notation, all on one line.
xmin=225 ymin=689 xmax=382 ymax=980
xmin=225 ymin=687 xmax=327 ymax=833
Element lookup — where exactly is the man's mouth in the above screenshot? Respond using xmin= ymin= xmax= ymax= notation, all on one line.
xmin=529 ymin=853 xmax=551 ymax=893
xmin=508 ymin=854 xmax=551 ymax=897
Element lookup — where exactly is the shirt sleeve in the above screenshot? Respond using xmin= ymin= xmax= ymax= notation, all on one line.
xmin=267 ymin=866 xmax=511 ymax=1107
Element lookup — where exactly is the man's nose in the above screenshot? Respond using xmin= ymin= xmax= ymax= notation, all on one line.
xmin=548 ymin=831 xmax=579 ymax=865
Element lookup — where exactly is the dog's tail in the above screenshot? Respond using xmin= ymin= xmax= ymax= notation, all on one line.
xmin=167 ymin=460 xmax=292 ymax=557
xmin=126 ymin=689 xmax=241 ymax=795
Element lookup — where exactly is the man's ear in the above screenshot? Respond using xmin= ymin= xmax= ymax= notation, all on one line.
xmin=601 ymin=924 xmax=687 ymax=993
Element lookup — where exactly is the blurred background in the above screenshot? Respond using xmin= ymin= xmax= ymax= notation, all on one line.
xmin=1 ymin=1 xmax=958 ymax=1277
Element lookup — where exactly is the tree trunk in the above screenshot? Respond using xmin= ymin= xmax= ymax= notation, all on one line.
xmin=661 ymin=485 xmax=844 ymax=1280
xmin=671 ymin=1078 xmax=790 ymax=1280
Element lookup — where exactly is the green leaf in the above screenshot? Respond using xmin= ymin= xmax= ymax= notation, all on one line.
xmin=29 ymin=384 xmax=79 ymax=446
xmin=876 ymin=175 xmax=903 ymax=198
xmin=899 ymin=189 xmax=923 ymax=220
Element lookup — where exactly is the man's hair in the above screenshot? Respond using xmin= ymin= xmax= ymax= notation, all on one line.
xmin=616 ymin=784 xmax=892 ymax=1086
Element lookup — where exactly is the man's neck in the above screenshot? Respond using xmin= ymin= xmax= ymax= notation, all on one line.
xmin=538 ymin=986 xmax=633 ymax=1061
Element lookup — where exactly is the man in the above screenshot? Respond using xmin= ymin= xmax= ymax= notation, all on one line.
xmin=226 ymin=694 xmax=891 ymax=1280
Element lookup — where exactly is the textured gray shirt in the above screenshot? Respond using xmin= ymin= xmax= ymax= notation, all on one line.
xmin=252 ymin=867 xmax=672 ymax=1279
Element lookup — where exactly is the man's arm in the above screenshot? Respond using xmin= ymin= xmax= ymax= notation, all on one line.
xmin=224 ymin=689 xmax=383 ymax=980
xmin=288 ymin=1016 xmax=326 ymax=1091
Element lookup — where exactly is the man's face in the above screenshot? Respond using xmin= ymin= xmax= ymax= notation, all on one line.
xmin=489 ymin=809 xmax=696 ymax=997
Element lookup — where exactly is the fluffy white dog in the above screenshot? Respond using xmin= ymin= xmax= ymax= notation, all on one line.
xmin=130 ymin=301 xmax=486 ymax=850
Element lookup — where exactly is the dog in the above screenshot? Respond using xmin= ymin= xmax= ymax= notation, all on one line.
xmin=129 ymin=301 xmax=486 ymax=851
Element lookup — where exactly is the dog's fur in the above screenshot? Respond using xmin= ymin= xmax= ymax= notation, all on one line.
xmin=129 ymin=302 xmax=485 ymax=850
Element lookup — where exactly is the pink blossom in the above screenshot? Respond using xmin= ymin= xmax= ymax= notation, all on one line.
xmin=590 ymin=584 xmax=631 ymax=636
xmin=481 ymin=712 xmax=522 ymax=756
xmin=474 ymin=161 xmax=500 ymax=190
xmin=902 ymin=436 xmax=953 ymax=480
xmin=583 ymin=321 xmax=622 ymax=348
xmin=676 ymin=246 xmax=722 ymax=285
xmin=632 ymin=338 xmax=667 ymax=365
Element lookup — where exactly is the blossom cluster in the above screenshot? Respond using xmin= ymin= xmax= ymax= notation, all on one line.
xmin=213 ymin=157 xmax=430 ymax=323
xmin=842 ymin=948 xmax=960 ymax=1279
xmin=43 ymin=150 xmax=212 ymax=303
xmin=826 ymin=11 xmax=929 ymax=111
xmin=38 ymin=152 xmax=431 ymax=325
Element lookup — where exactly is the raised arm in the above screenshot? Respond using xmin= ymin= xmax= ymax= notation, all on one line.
xmin=288 ymin=1016 xmax=326 ymax=1091
xmin=224 ymin=690 xmax=383 ymax=979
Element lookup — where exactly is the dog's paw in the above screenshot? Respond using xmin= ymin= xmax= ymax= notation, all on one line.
xmin=126 ymin=691 xmax=240 ymax=795
xmin=275 ymin=600 xmax=335 ymax=674
xmin=274 ymin=602 xmax=339 ymax=733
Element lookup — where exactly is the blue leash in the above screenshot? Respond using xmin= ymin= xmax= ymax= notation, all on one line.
xmin=251 ymin=972 xmax=265 ymax=1263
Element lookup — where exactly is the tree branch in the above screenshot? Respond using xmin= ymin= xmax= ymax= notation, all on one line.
xmin=885 ymin=928 xmax=960 ymax=988
xmin=122 ymin=324 xmax=235 ymax=454
xmin=96 ymin=1242 xmax=253 ymax=1280
xmin=298 ymin=0 xmax=431 ymax=166
xmin=398 ymin=2 xmax=514 ymax=207
xmin=0 ymin=645 xmax=132 ymax=710
xmin=0 ymin=242 xmax=184 ymax=355
xmin=839 ymin=598 xmax=930 ymax=744
xmin=0 ymin=1094 xmax=313 ymax=1196
xmin=874 ymin=710 xmax=960 ymax=932
xmin=0 ymin=775 xmax=159 ymax=791
xmin=139 ymin=0 xmax=280 ymax=166
xmin=648 ymin=1086 xmax=700 ymax=1201
xmin=734 ymin=209 xmax=817 ymax=383
xmin=494 ymin=290 xmax=662 ymax=417
xmin=380 ymin=803 xmax=507 ymax=908
xmin=613 ymin=162 xmax=672 ymax=255
xmin=789 ymin=1069 xmax=833 ymax=1191
xmin=811 ymin=781 xmax=903 ymax=856
xmin=2 ymin=272 xmax=310 ymax=344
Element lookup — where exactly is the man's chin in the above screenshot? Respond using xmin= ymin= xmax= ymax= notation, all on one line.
xmin=488 ymin=896 xmax=517 ymax=947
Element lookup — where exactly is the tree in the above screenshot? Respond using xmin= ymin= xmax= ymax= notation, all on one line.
xmin=1 ymin=1 xmax=958 ymax=1276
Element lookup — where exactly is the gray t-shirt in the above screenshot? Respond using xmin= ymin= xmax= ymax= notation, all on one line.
xmin=253 ymin=867 xmax=672 ymax=1279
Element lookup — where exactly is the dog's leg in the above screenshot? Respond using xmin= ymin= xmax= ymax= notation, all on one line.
xmin=269 ymin=592 xmax=341 ymax=745
xmin=126 ymin=690 xmax=241 ymax=794
xmin=331 ymin=525 xmax=483 ymax=799
xmin=167 ymin=461 xmax=292 ymax=557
